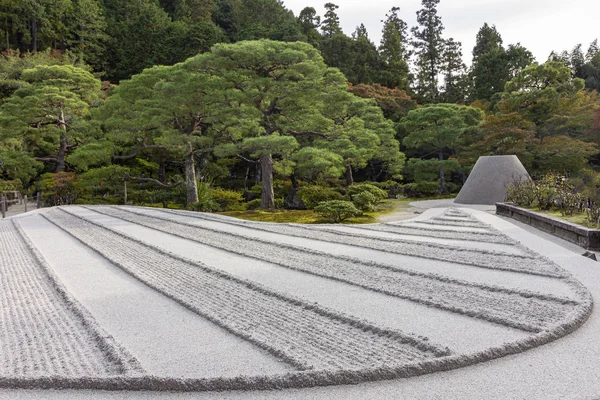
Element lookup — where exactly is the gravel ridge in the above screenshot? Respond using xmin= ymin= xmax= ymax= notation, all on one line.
xmin=0 ymin=219 xmax=143 ymax=378
xmin=43 ymin=208 xmax=449 ymax=371
xmin=121 ymin=206 xmax=563 ymax=278
xmin=0 ymin=206 xmax=592 ymax=392
xmin=161 ymin=208 xmax=523 ymax=253
xmin=318 ymin=222 xmax=515 ymax=244
xmin=83 ymin=206 xmax=581 ymax=332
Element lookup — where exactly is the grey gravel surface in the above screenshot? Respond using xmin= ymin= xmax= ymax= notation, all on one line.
xmin=0 ymin=220 xmax=140 ymax=377
xmin=112 ymin=206 xmax=562 ymax=278
xmin=82 ymin=205 xmax=579 ymax=332
xmin=16 ymin=214 xmax=292 ymax=378
xmin=0 ymin=205 xmax=594 ymax=397
xmin=44 ymin=208 xmax=447 ymax=371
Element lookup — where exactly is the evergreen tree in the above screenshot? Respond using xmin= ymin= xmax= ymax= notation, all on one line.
xmin=297 ymin=6 xmax=321 ymax=47
xmin=401 ymin=104 xmax=483 ymax=192
xmin=571 ymin=43 xmax=585 ymax=78
xmin=440 ymin=38 xmax=468 ymax=103
xmin=228 ymin=0 xmax=303 ymax=42
xmin=472 ymin=23 xmax=502 ymax=59
xmin=321 ymin=3 xmax=341 ymax=37
xmin=470 ymin=23 xmax=534 ymax=102
xmin=378 ymin=7 xmax=410 ymax=89
xmin=349 ymin=24 xmax=379 ymax=84
xmin=586 ymin=39 xmax=599 ymax=62
xmin=505 ymin=44 xmax=535 ymax=80
xmin=0 ymin=65 xmax=102 ymax=174
xmin=202 ymin=40 xmax=405 ymax=208
xmin=411 ymin=0 xmax=445 ymax=102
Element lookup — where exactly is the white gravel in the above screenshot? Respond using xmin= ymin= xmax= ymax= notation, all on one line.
xmin=0 ymin=220 xmax=140 ymax=378
xmin=77 ymin=205 xmax=583 ymax=333
xmin=0 ymin=205 xmax=593 ymax=396
xmin=15 ymin=214 xmax=292 ymax=378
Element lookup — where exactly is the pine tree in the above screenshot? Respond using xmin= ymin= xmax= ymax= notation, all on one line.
xmin=571 ymin=44 xmax=585 ymax=78
xmin=411 ymin=0 xmax=445 ymax=102
xmin=441 ymin=38 xmax=467 ymax=103
xmin=350 ymin=24 xmax=378 ymax=84
xmin=298 ymin=6 xmax=321 ymax=47
xmin=586 ymin=39 xmax=599 ymax=62
xmin=378 ymin=7 xmax=410 ymax=89
xmin=321 ymin=3 xmax=341 ymax=38
xmin=472 ymin=23 xmax=502 ymax=60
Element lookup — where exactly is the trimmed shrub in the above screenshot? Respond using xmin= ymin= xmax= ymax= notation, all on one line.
xmin=352 ymin=191 xmax=378 ymax=212
xmin=0 ymin=179 xmax=22 ymax=192
xmin=246 ymin=198 xmax=261 ymax=210
xmin=213 ymin=188 xmax=245 ymax=211
xmin=347 ymin=183 xmax=387 ymax=204
xmin=314 ymin=200 xmax=362 ymax=223
xmin=298 ymin=185 xmax=342 ymax=209
xmin=402 ymin=181 xmax=440 ymax=197
xmin=188 ymin=183 xmax=219 ymax=212
xmin=38 ymin=172 xmax=79 ymax=206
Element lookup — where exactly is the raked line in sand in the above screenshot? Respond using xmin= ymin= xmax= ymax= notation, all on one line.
xmin=0 ymin=205 xmax=593 ymax=394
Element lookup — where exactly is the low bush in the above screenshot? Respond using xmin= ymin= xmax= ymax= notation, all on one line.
xmin=505 ymin=172 xmax=600 ymax=226
xmin=505 ymin=179 xmax=536 ymax=207
xmin=314 ymin=200 xmax=362 ymax=223
xmin=351 ymin=191 xmax=378 ymax=212
xmin=402 ymin=181 xmax=440 ymax=197
xmin=38 ymin=172 xmax=79 ymax=206
xmin=213 ymin=188 xmax=245 ymax=211
xmin=298 ymin=185 xmax=342 ymax=209
xmin=246 ymin=198 xmax=261 ymax=210
xmin=188 ymin=183 xmax=219 ymax=212
xmin=347 ymin=183 xmax=387 ymax=203
xmin=0 ymin=179 xmax=22 ymax=192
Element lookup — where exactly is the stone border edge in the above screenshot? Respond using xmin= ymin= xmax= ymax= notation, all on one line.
xmin=496 ymin=202 xmax=600 ymax=251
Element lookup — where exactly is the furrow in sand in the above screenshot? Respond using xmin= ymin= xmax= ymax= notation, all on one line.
xmin=158 ymin=208 xmax=520 ymax=250
xmin=43 ymin=208 xmax=448 ymax=371
xmin=114 ymin=205 xmax=564 ymax=278
xmin=412 ymin=218 xmax=491 ymax=228
xmin=314 ymin=222 xmax=514 ymax=244
xmin=81 ymin=206 xmax=579 ymax=332
xmin=0 ymin=219 xmax=142 ymax=378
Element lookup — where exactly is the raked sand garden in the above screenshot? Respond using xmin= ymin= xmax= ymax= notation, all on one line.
xmin=1 ymin=205 xmax=599 ymax=399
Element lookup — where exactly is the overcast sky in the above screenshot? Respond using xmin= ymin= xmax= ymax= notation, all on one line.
xmin=283 ymin=0 xmax=599 ymax=66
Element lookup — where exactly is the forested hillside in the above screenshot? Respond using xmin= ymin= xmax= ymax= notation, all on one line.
xmin=0 ymin=0 xmax=599 ymax=213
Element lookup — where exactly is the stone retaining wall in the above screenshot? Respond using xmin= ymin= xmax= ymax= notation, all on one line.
xmin=496 ymin=203 xmax=600 ymax=251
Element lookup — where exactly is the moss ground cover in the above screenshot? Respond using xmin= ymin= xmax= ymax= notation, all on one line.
xmin=218 ymin=198 xmax=414 ymax=224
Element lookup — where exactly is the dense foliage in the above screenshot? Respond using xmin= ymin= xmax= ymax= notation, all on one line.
xmin=1 ymin=0 xmax=599 ymax=217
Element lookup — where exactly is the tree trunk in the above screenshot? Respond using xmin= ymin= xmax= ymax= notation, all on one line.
xmin=158 ymin=158 xmax=167 ymax=183
xmin=345 ymin=164 xmax=354 ymax=186
xmin=55 ymin=136 xmax=67 ymax=172
xmin=255 ymin=162 xmax=261 ymax=185
xmin=185 ymin=146 xmax=199 ymax=205
xmin=438 ymin=150 xmax=445 ymax=193
xmin=260 ymin=153 xmax=275 ymax=209
xmin=55 ymin=108 xmax=68 ymax=172
xmin=30 ymin=18 xmax=37 ymax=52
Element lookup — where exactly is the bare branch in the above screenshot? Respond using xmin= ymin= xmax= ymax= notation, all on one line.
xmin=123 ymin=174 xmax=184 ymax=188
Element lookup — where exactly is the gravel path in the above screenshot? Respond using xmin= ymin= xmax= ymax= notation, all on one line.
xmin=0 ymin=219 xmax=141 ymax=378
xmin=44 ymin=208 xmax=448 ymax=371
xmin=75 ymin=206 xmax=581 ymax=333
